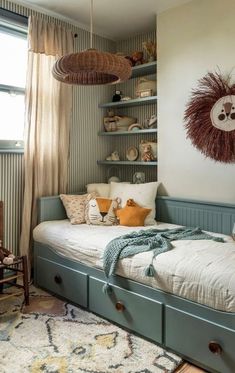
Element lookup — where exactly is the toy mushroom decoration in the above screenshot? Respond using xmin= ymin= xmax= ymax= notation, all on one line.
xmin=184 ymin=72 xmax=235 ymax=163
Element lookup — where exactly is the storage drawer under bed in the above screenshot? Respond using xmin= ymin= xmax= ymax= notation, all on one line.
xmin=89 ymin=277 xmax=163 ymax=343
xmin=165 ymin=305 xmax=235 ymax=373
xmin=36 ymin=257 xmax=88 ymax=307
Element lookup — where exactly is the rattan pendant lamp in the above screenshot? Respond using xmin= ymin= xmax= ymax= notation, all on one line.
xmin=52 ymin=0 xmax=132 ymax=85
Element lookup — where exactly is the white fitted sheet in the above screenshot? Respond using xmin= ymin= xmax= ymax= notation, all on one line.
xmin=33 ymin=220 xmax=235 ymax=313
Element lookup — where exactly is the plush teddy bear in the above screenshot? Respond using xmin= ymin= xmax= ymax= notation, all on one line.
xmin=0 ymin=247 xmax=15 ymax=265
xmin=141 ymin=144 xmax=154 ymax=162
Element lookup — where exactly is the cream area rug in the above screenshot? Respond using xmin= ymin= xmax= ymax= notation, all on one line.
xmin=0 ymin=286 xmax=183 ymax=373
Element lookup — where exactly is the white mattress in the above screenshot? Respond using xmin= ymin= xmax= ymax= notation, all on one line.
xmin=33 ymin=220 xmax=235 ymax=313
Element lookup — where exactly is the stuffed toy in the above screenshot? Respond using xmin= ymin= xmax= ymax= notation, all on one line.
xmin=131 ymin=51 xmax=144 ymax=66
xmin=141 ymin=144 xmax=154 ymax=162
xmin=0 ymin=246 xmax=15 ymax=265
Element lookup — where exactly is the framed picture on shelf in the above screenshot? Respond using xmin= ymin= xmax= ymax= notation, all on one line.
xmin=139 ymin=89 xmax=152 ymax=98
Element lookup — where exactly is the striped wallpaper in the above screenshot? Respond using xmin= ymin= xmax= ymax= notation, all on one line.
xmin=0 ymin=0 xmax=156 ymax=254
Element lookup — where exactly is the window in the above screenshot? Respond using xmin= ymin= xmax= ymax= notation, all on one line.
xmin=0 ymin=9 xmax=28 ymax=152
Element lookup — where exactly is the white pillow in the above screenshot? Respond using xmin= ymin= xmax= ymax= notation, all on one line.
xmin=86 ymin=182 xmax=131 ymax=198
xmin=86 ymin=183 xmax=110 ymax=198
xmin=110 ymin=181 xmax=160 ymax=225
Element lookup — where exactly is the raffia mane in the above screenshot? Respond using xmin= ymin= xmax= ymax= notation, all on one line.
xmin=184 ymin=72 xmax=235 ymax=163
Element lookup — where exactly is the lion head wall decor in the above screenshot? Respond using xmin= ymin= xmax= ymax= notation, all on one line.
xmin=184 ymin=72 xmax=235 ymax=163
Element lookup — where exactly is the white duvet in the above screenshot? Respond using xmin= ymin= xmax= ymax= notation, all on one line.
xmin=33 ymin=220 xmax=235 ymax=313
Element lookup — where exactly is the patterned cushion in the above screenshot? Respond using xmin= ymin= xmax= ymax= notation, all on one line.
xmin=86 ymin=197 xmax=119 ymax=226
xmin=60 ymin=194 xmax=94 ymax=225
xmin=116 ymin=199 xmax=151 ymax=227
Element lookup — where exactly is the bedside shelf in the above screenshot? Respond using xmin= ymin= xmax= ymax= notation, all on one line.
xmin=98 ymin=95 xmax=157 ymax=109
xmin=131 ymin=61 xmax=157 ymax=78
xmin=98 ymin=129 xmax=157 ymax=136
xmin=97 ymin=161 xmax=158 ymax=166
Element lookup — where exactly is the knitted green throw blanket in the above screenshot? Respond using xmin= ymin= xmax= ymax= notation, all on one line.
xmin=102 ymin=227 xmax=224 ymax=293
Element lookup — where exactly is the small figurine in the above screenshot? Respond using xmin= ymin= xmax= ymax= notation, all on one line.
xmin=144 ymin=114 xmax=157 ymax=129
xmin=112 ymin=90 xmax=122 ymax=102
xmin=141 ymin=144 xmax=154 ymax=162
xmin=106 ymin=151 xmax=120 ymax=161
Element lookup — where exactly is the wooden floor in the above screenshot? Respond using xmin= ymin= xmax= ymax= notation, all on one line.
xmin=176 ymin=362 xmax=206 ymax=372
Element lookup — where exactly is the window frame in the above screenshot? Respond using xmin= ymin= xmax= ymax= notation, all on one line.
xmin=0 ymin=8 xmax=28 ymax=153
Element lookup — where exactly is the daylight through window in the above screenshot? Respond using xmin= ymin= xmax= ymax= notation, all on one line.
xmin=0 ymin=11 xmax=28 ymax=150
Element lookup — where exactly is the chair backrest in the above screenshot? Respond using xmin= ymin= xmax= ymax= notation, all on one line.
xmin=0 ymin=201 xmax=3 ymax=247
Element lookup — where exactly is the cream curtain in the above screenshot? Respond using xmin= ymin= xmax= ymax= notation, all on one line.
xmin=20 ymin=16 xmax=74 ymax=264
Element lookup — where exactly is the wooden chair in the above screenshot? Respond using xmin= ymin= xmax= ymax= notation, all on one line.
xmin=0 ymin=201 xmax=29 ymax=305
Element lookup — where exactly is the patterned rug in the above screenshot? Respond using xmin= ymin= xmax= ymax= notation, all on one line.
xmin=0 ymin=286 xmax=183 ymax=373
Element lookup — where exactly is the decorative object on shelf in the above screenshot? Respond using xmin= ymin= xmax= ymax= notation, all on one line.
xmin=128 ymin=123 xmax=143 ymax=132
xmin=133 ymin=172 xmax=145 ymax=184
xmin=144 ymin=114 xmax=157 ymax=129
xmin=52 ymin=0 xmax=131 ymax=85
xmin=184 ymin=72 xmax=235 ymax=163
xmin=104 ymin=112 xmax=137 ymax=132
xmin=142 ymin=40 xmax=157 ymax=62
xmin=139 ymin=89 xmax=153 ymax=98
xmin=121 ymin=51 xmax=145 ymax=67
xmin=136 ymin=78 xmax=156 ymax=97
xmin=112 ymin=90 xmax=122 ymax=102
xmin=103 ymin=110 xmax=117 ymax=132
xmin=121 ymin=96 xmax=132 ymax=101
xmin=126 ymin=146 xmax=139 ymax=161
xmin=106 ymin=151 xmax=120 ymax=161
xmin=141 ymin=145 xmax=154 ymax=162
xmin=140 ymin=140 xmax=157 ymax=160
xmin=107 ymin=166 xmax=121 ymax=183
xmin=131 ymin=51 xmax=144 ymax=66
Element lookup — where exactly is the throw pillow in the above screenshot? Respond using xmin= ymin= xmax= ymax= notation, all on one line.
xmin=60 ymin=193 xmax=94 ymax=224
xmin=86 ymin=183 xmax=110 ymax=198
xmin=86 ymin=197 xmax=120 ymax=226
xmin=110 ymin=181 xmax=160 ymax=225
xmin=86 ymin=182 xmax=131 ymax=198
xmin=116 ymin=199 xmax=151 ymax=227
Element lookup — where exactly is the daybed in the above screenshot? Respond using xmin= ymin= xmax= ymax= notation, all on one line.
xmin=33 ymin=195 xmax=235 ymax=373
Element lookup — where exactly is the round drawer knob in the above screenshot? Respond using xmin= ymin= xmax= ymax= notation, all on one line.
xmin=208 ymin=341 xmax=222 ymax=355
xmin=115 ymin=301 xmax=125 ymax=312
xmin=54 ymin=274 xmax=62 ymax=284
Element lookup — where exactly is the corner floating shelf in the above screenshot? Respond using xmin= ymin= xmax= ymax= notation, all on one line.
xmin=98 ymin=95 xmax=157 ymax=109
xmin=98 ymin=129 xmax=157 ymax=136
xmin=97 ymin=161 xmax=158 ymax=166
xmin=131 ymin=61 xmax=157 ymax=79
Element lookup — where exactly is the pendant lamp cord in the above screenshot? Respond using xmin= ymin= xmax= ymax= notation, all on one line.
xmin=90 ymin=0 xmax=93 ymax=48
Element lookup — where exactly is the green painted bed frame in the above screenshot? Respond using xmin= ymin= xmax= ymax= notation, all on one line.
xmin=34 ymin=195 xmax=235 ymax=373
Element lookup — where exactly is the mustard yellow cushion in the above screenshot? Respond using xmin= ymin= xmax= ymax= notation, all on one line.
xmin=116 ymin=199 xmax=151 ymax=227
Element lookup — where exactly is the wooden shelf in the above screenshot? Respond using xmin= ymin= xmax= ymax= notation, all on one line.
xmin=131 ymin=61 xmax=157 ymax=79
xmin=97 ymin=161 xmax=158 ymax=166
xmin=98 ymin=129 xmax=157 ymax=136
xmin=98 ymin=95 xmax=157 ymax=109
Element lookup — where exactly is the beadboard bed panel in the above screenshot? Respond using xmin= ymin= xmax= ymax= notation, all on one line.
xmin=34 ymin=195 xmax=235 ymax=373
xmin=156 ymin=196 xmax=235 ymax=235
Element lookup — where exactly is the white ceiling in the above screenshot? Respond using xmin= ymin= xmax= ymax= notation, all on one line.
xmin=17 ymin=0 xmax=192 ymax=40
